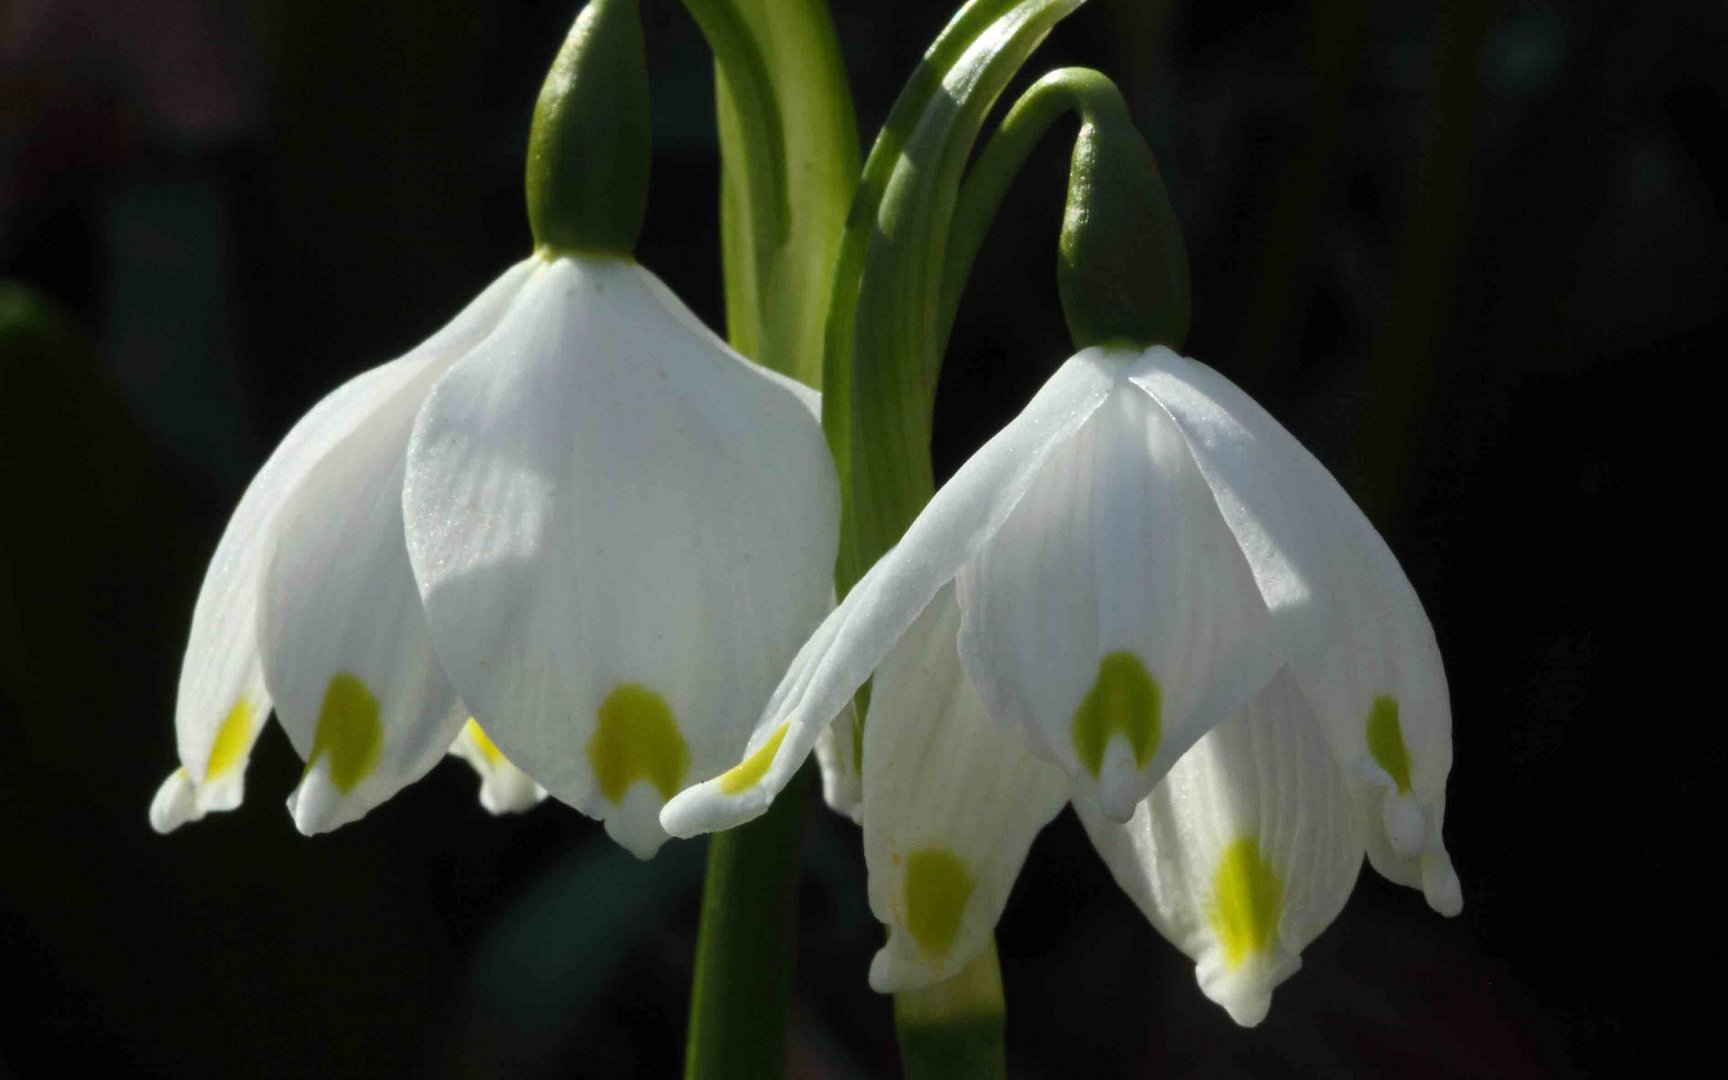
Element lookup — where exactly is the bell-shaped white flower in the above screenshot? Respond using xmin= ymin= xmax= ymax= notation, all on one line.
xmin=662 ymin=342 xmax=1459 ymax=1022
xmin=1078 ymin=667 xmax=1364 ymax=1025
xmin=402 ymin=254 xmax=839 ymax=858
xmin=152 ymin=260 xmax=537 ymax=835
xmin=153 ymin=252 xmax=837 ymax=855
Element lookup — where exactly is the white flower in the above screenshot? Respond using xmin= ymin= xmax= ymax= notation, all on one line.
xmin=663 ymin=343 xmax=1459 ymax=1023
xmin=153 ymin=252 xmax=838 ymax=857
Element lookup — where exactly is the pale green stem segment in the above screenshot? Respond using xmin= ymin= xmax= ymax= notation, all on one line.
xmin=942 ymin=67 xmax=1190 ymax=354
xmin=526 ymin=0 xmax=650 ymax=256
xmin=893 ymin=942 xmax=1009 ymax=1080
xmin=681 ymin=3 xmax=856 ymax=1079
xmin=698 ymin=0 xmax=859 ymax=388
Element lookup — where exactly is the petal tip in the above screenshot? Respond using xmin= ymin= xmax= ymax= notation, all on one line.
xmin=603 ymin=811 xmax=671 ymax=861
xmin=1383 ymin=792 xmax=1426 ymax=858
xmin=149 ymin=769 xmax=203 ymax=834
xmin=1422 ymin=853 xmax=1463 ymax=917
xmin=659 ymin=782 xmax=765 ymax=839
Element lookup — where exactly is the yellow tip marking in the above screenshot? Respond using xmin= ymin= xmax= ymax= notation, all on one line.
xmin=1071 ymin=651 xmax=1161 ymax=778
xmin=903 ymin=848 xmax=974 ymax=959
xmin=205 ymin=699 xmax=254 ymax=780
xmin=587 ymin=684 xmax=690 ymax=804
xmin=718 ymin=722 xmax=789 ymax=795
xmin=463 ymin=718 xmax=505 ymax=766
xmin=1210 ymin=837 xmax=1283 ymax=968
xmin=1365 ymin=696 xmax=1413 ymax=794
xmin=306 ymin=673 xmax=383 ymax=793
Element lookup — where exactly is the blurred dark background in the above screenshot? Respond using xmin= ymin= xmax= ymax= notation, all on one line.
xmin=2 ymin=0 xmax=1716 ymax=1075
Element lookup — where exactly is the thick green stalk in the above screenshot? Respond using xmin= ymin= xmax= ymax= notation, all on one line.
xmin=706 ymin=0 xmax=859 ymax=387
xmin=683 ymin=767 xmax=814 ymax=1080
xmin=682 ymin=3 xmax=856 ymax=1079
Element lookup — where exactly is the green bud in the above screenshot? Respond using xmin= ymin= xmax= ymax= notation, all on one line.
xmin=526 ymin=0 xmax=651 ymax=257
xmin=1056 ymin=74 xmax=1190 ymax=352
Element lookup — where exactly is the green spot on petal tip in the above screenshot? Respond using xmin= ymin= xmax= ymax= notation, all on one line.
xmin=588 ymin=683 xmax=691 ymax=804
xmin=1366 ymin=695 xmax=1414 ymax=794
xmin=904 ymin=848 xmax=975 ymax=959
xmin=205 ymin=698 xmax=254 ymax=780
xmin=307 ymin=674 xmax=383 ymax=794
xmin=1071 ymin=651 xmax=1161 ymax=779
xmin=1210 ymin=836 xmax=1283 ymax=969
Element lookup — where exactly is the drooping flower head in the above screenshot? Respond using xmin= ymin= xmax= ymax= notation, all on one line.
xmin=664 ymin=343 xmax=1460 ymax=1022
xmin=152 ymin=0 xmax=839 ymax=856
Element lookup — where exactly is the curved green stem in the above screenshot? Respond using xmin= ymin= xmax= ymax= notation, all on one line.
xmin=681 ymin=0 xmax=789 ymax=247
xmin=939 ymin=68 xmax=1121 ymax=350
xmin=943 ymin=66 xmax=1189 ymax=355
xmin=826 ymin=0 xmax=1091 ymax=594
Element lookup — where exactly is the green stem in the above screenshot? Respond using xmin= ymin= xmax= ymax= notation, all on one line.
xmin=706 ymin=0 xmax=858 ymax=387
xmin=894 ymin=941 xmax=1008 ymax=1079
xmin=811 ymin=0 xmax=1091 ymax=1070
xmin=827 ymin=0 xmax=1091 ymax=594
xmin=682 ymin=3 xmax=855 ymax=1078
xmin=683 ymin=766 xmax=813 ymax=1080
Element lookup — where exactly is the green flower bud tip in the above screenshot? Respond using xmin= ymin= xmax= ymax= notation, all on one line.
xmin=1057 ymin=93 xmax=1191 ymax=353
xmin=526 ymin=0 xmax=651 ymax=257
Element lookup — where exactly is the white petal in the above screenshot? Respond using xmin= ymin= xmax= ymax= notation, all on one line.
xmin=864 ymin=587 xmax=1069 ymax=992
xmin=448 ymin=718 xmax=547 ymax=815
xmin=660 ymin=349 xmax=1118 ymax=839
xmin=813 ymin=699 xmax=863 ymax=824
xmin=1080 ymin=668 xmax=1365 ymax=1026
xmin=260 ymin=265 xmax=538 ymax=833
xmin=1362 ymin=787 xmax=1463 ymax=917
xmin=165 ymin=259 xmax=536 ymax=824
xmin=404 ymin=257 xmax=839 ymax=859
xmin=956 ymin=374 xmax=1277 ymax=822
xmin=149 ymin=768 xmax=205 ymax=833
xmin=1133 ymin=348 xmax=1453 ymax=869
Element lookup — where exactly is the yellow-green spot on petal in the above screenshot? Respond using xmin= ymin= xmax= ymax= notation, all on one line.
xmin=903 ymin=848 xmax=974 ymax=959
xmin=306 ymin=673 xmax=383 ymax=794
xmin=718 ymin=722 xmax=788 ymax=796
xmin=1366 ymin=695 xmax=1414 ymax=794
xmin=1210 ymin=836 xmax=1283 ymax=969
xmin=1071 ymin=651 xmax=1161 ymax=778
xmin=587 ymin=684 xmax=690 ymax=804
xmin=205 ymin=698 xmax=254 ymax=780
xmin=463 ymin=718 xmax=504 ymax=766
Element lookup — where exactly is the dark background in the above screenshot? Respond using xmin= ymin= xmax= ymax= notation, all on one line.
xmin=2 ymin=0 xmax=1715 ymax=1075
